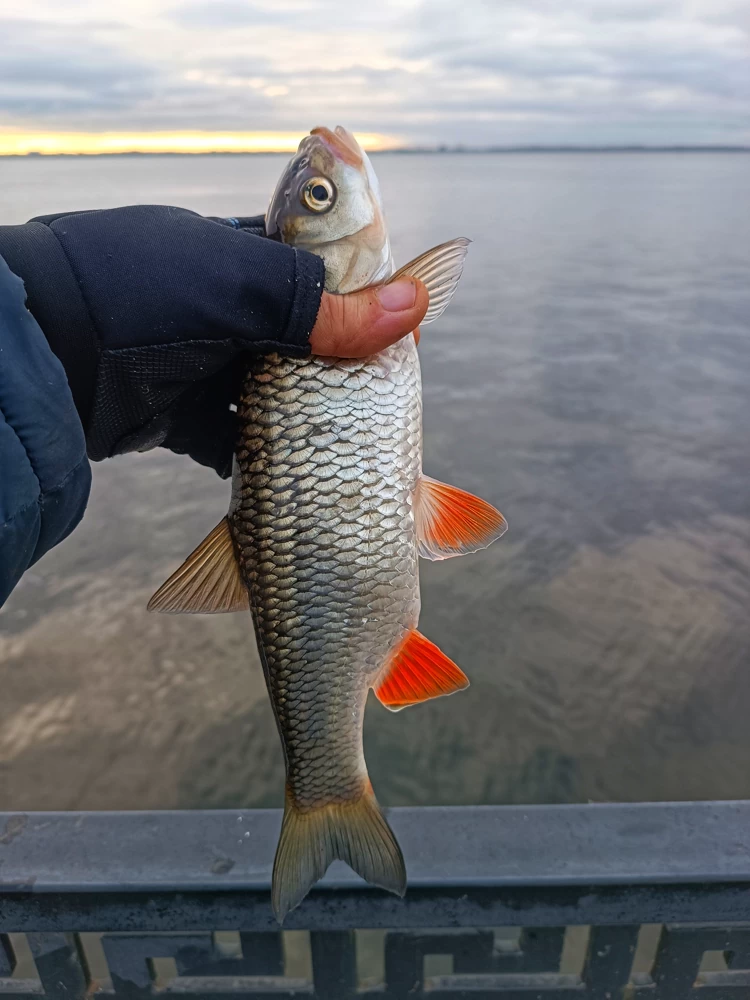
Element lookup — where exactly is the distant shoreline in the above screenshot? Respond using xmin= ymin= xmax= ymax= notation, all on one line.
xmin=1 ymin=146 xmax=748 ymax=159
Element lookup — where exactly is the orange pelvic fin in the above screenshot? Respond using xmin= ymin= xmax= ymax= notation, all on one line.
xmin=415 ymin=474 xmax=507 ymax=561
xmin=374 ymin=629 xmax=469 ymax=712
xmin=147 ymin=517 xmax=249 ymax=614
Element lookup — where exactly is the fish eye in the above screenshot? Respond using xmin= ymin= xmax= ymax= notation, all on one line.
xmin=301 ymin=177 xmax=336 ymax=213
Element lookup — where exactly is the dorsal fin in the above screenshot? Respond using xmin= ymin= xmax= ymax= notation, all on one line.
xmin=147 ymin=517 xmax=249 ymax=614
xmin=388 ymin=238 xmax=471 ymax=325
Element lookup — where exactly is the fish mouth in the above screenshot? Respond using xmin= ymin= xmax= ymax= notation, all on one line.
xmin=309 ymin=125 xmax=362 ymax=167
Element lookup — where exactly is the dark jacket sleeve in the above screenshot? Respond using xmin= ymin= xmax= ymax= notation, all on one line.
xmin=0 ymin=254 xmax=91 ymax=607
xmin=0 ymin=207 xmax=324 ymax=465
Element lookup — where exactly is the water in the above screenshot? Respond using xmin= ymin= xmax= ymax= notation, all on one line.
xmin=1 ymin=152 xmax=749 ymax=811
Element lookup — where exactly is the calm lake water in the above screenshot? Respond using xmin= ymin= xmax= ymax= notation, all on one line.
xmin=1 ymin=152 xmax=749 ymax=811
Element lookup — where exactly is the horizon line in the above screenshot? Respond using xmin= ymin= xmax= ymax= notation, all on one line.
xmin=1 ymin=144 xmax=748 ymax=158
xmin=0 ymin=129 xmax=748 ymax=157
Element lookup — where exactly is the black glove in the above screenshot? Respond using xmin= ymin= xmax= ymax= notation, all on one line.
xmin=0 ymin=206 xmax=325 ymax=478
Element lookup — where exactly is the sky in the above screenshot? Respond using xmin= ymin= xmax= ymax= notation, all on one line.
xmin=0 ymin=0 xmax=748 ymax=151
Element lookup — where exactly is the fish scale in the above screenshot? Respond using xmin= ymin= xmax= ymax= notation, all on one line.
xmin=230 ymin=337 xmax=422 ymax=811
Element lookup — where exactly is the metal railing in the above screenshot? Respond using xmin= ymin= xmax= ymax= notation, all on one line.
xmin=2 ymin=802 xmax=750 ymax=997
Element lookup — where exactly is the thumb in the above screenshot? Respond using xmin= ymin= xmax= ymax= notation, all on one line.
xmin=309 ymin=278 xmax=429 ymax=357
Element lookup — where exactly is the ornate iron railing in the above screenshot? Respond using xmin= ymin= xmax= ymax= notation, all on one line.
xmin=2 ymin=803 xmax=750 ymax=997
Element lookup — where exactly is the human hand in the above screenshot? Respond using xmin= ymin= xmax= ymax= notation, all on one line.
xmin=310 ymin=279 xmax=427 ymax=356
xmin=224 ymin=216 xmax=428 ymax=355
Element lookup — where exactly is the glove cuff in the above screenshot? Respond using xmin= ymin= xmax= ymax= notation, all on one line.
xmin=0 ymin=222 xmax=98 ymax=428
xmin=211 ymin=214 xmax=266 ymax=238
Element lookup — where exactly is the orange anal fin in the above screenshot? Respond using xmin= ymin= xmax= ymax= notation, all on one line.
xmin=415 ymin=474 xmax=507 ymax=561
xmin=147 ymin=516 xmax=249 ymax=614
xmin=374 ymin=630 xmax=469 ymax=712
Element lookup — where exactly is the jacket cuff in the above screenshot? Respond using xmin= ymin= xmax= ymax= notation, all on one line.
xmin=282 ymin=248 xmax=325 ymax=353
xmin=0 ymin=222 xmax=99 ymax=428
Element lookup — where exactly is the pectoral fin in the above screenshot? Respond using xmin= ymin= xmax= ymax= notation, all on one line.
xmin=415 ymin=475 xmax=507 ymax=561
xmin=147 ymin=517 xmax=249 ymax=614
xmin=374 ymin=629 xmax=469 ymax=711
xmin=388 ymin=237 xmax=471 ymax=325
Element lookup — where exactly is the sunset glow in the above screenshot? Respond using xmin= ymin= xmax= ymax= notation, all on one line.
xmin=0 ymin=130 xmax=404 ymax=157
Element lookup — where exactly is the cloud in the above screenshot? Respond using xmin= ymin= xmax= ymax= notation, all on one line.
xmin=405 ymin=0 xmax=749 ymax=91
xmin=167 ymin=0 xmax=399 ymax=31
xmin=168 ymin=1 xmax=286 ymax=28
xmin=395 ymin=0 xmax=750 ymax=142
xmin=0 ymin=0 xmax=748 ymax=144
xmin=0 ymin=18 xmax=156 ymax=118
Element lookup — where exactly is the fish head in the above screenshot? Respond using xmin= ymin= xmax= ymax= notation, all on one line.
xmin=266 ymin=125 xmax=392 ymax=293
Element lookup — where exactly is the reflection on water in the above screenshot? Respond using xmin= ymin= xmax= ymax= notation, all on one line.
xmin=1 ymin=152 xmax=749 ymax=809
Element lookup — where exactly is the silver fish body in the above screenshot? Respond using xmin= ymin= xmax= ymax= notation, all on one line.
xmin=230 ymin=336 xmax=421 ymax=814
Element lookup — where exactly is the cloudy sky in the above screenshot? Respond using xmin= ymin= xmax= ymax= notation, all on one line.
xmin=1 ymin=0 xmax=748 ymax=148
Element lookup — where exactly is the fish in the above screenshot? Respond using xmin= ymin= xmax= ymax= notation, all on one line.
xmin=148 ymin=125 xmax=507 ymax=921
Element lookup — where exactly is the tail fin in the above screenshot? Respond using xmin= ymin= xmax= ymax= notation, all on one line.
xmin=272 ymin=786 xmax=406 ymax=922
